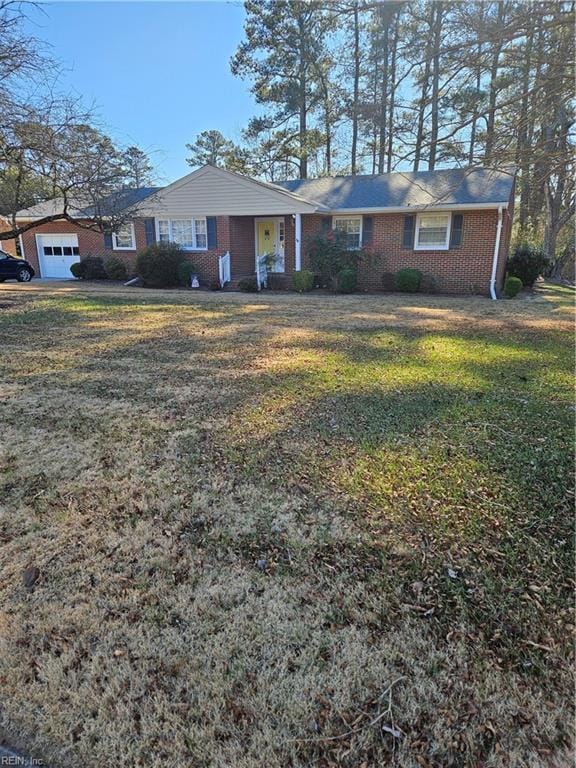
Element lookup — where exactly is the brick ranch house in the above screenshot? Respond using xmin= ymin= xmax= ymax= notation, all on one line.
xmin=16 ymin=165 xmax=515 ymax=296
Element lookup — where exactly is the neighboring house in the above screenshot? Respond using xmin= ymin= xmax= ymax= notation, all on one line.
xmin=16 ymin=165 xmax=515 ymax=296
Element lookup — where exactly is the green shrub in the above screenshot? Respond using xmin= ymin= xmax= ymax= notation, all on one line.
xmin=70 ymin=262 xmax=84 ymax=279
xmin=504 ymin=275 xmax=523 ymax=298
xmin=336 ymin=268 xmax=357 ymax=293
xmin=507 ymin=243 xmax=548 ymax=287
xmin=136 ymin=242 xmax=185 ymax=288
xmin=395 ymin=268 xmax=422 ymax=292
xmin=81 ymin=256 xmax=107 ymax=280
xmin=306 ymin=232 xmax=378 ymax=285
xmin=238 ymin=277 xmax=258 ymax=292
xmin=292 ymin=270 xmax=314 ymax=292
xmin=177 ymin=261 xmax=195 ymax=287
xmin=104 ymin=256 xmax=128 ymax=281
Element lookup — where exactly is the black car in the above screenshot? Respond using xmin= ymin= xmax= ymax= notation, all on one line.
xmin=0 ymin=250 xmax=35 ymax=282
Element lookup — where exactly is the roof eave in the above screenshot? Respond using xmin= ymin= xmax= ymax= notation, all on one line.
xmin=326 ymin=201 xmax=509 ymax=214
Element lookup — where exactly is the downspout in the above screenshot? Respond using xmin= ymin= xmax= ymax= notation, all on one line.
xmin=294 ymin=213 xmax=302 ymax=271
xmin=489 ymin=205 xmax=503 ymax=300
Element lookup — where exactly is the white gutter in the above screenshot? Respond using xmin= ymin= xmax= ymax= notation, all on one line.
xmin=489 ymin=206 xmax=504 ymax=300
xmin=327 ymin=201 xmax=509 ymax=215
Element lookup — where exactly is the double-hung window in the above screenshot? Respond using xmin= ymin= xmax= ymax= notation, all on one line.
xmin=157 ymin=218 xmax=208 ymax=250
xmin=333 ymin=216 xmax=362 ymax=250
xmin=414 ymin=214 xmax=451 ymax=250
xmin=112 ymin=223 xmax=135 ymax=250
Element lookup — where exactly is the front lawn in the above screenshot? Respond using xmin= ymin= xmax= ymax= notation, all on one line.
xmin=0 ymin=283 xmax=573 ymax=767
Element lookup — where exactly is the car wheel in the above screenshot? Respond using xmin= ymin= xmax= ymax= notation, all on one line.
xmin=17 ymin=268 xmax=32 ymax=283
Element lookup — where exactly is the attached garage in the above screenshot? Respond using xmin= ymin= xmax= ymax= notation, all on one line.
xmin=36 ymin=234 xmax=80 ymax=278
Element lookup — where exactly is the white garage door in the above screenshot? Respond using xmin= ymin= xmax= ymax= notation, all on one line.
xmin=36 ymin=234 xmax=80 ymax=278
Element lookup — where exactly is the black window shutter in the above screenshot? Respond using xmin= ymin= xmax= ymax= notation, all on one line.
xmin=402 ymin=215 xmax=415 ymax=248
xmin=362 ymin=216 xmax=373 ymax=247
xmin=207 ymin=217 xmax=217 ymax=249
xmin=144 ymin=218 xmax=156 ymax=246
xmin=321 ymin=216 xmax=331 ymax=233
xmin=450 ymin=214 xmax=463 ymax=248
xmin=104 ymin=231 xmax=113 ymax=249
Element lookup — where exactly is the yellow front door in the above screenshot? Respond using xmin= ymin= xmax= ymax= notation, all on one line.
xmin=257 ymin=220 xmax=275 ymax=259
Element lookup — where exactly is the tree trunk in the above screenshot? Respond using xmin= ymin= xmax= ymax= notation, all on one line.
xmin=413 ymin=4 xmax=434 ymax=171
xmin=517 ymin=28 xmax=535 ymax=231
xmin=377 ymin=7 xmax=389 ymax=174
xmin=297 ymin=11 xmax=308 ymax=179
xmin=350 ymin=1 xmax=360 ymax=174
xmin=386 ymin=8 xmax=400 ymax=173
xmin=324 ymin=82 xmax=332 ymax=175
xmin=428 ymin=2 xmax=443 ymax=170
xmin=468 ymin=41 xmax=482 ymax=165
xmin=370 ymin=46 xmax=380 ymax=174
xmin=484 ymin=1 xmax=506 ymax=162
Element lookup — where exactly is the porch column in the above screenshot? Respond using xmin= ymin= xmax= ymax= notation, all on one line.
xmin=294 ymin=213 xmax=302 ymax=271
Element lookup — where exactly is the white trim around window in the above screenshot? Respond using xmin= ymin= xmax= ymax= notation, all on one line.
xmin=156 ymin=217 xmax=208 ymax=251
xmin=332 ymin=215 xmax=362 ymax=250
xmin=112 ymin=222 xmax=136 ymax=251
xmin=414 ymin=213 xmax=451 ymax=250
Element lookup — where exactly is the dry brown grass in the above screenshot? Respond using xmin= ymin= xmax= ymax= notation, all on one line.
xmin=0 ymin=281 xmax=573 ymax=767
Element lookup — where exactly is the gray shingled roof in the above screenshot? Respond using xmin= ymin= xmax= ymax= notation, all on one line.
xmin=83 ymin=187 xmax=160 ymax=216
xmin=278 ymin=168 xmax=514 ymax=210
xmin=17 ymin=187 xmax=160 ymax=218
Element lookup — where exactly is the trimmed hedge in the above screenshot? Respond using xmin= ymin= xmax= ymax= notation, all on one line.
xmin=292 ymin=270 xmax=314 ymax=292
xmin=105 ymin=257 xmax=128 ymax=281
xmin=136 ymin=242 xmax=185 ymax=288
xmin=395 ymin=268 xmax=422 ymax=292
xmin=504 ymin=276 xmax=523 ymax=298
xmin=70 ymin=262 xmax=84 ymax=279
xmin=336 ymin=268 xmax=357 ymax=294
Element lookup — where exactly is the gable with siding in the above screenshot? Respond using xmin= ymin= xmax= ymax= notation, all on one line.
xmin=136 ymin=165 xmax=320 ymax=217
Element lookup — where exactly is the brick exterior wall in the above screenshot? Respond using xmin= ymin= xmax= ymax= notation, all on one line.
xmin=228 ymin=217 xmax=255 ymax=275
xmin=19 ymin=216 xmax=231 ymax=284
xmin=21 ymin=219 xmax=149 ymax=277
xmin=19 ymin=208 xmax=511 ymax=295
xmin=300 ymin=210 xmax=509 ymax=295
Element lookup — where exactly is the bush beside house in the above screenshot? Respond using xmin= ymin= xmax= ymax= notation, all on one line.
xmin=238 ymin=276 xmax=258 ymax=292
xmin=504 ymin=276 xmax=523 ymax=298
xmin=104 ymin=257 xmax=128 ymax=281
xmin=306 ymin=231 xmax=379 ymax=294
xmin=69 ymin=256 xmax=107 ymax=280
xmin=292 ymin=270 xmax=314 ymax=292
xmin=136 ymin=242 xmax=186 ymax=288
xmin=337 ymin=268 xmax=357 ymax=293
xmin=177 ymin=261 xmax=196 ymax=287
xmin=395 ymin=268 xmax=423 ymax=292
xmin=507 ymin=244 xmax=549 ymax=287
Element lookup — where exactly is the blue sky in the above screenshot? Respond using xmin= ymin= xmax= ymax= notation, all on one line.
xmin=23 ymin=2 xmax=254 ymax=183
